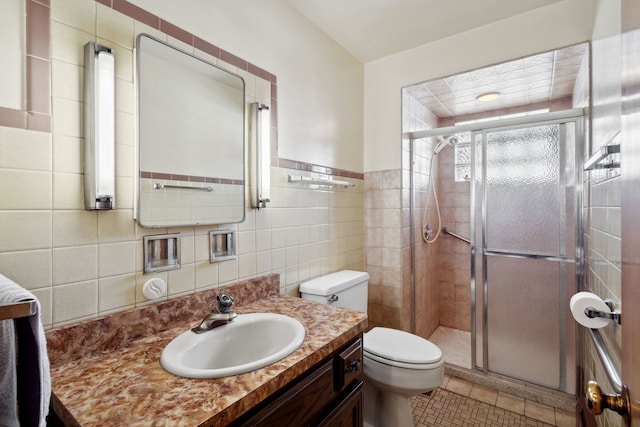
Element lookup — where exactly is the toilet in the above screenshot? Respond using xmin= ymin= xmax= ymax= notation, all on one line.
xmin=300 ymin=270 xmax=444 ymax=427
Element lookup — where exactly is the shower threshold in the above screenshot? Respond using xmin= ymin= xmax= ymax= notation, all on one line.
xmin=428 ymin=326 xmax=576 ymax=412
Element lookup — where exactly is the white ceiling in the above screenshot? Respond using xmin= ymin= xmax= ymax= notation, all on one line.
xmin=285 ymin=0 xmax=586 ymax=119
xmin=405 ymin=43 xmax=587 ymax=119
xmin=286 ymin=0 xmax=562 ymax=62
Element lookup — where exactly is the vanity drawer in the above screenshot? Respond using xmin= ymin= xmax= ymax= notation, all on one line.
xmin=334 ymin=338 xmax=363 ymax=393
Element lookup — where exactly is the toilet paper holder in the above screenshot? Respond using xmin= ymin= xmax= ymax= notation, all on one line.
xmin=584 ymin=299 xmax=621 ymax=325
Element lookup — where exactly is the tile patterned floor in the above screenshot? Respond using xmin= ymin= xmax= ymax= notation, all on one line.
xmin=411 ymin=375 xmax=576 ymax=427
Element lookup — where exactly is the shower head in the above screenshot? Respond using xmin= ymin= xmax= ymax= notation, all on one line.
xmin=433 ymin=135 xmax=459 ymax=155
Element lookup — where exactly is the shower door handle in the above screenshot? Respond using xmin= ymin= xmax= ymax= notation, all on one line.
xmin=586 ymin=381 xmax=629 ymax=416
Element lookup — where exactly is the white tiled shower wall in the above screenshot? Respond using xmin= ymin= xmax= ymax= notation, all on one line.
xmin=582 ymin=4 xmax=623 ymax=426
xmin=0 ymin=0 xmax=364 ymax=329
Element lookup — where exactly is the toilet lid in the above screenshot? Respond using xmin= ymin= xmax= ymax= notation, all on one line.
xmin=364 ymin=327 xmax=442 ymax=364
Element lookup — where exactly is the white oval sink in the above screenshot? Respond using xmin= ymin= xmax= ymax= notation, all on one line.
xmin=160 ymin=313 xmax=306 ymax=378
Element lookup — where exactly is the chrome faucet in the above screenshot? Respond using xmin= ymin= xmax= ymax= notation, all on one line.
xmin=192 ymin=293 xmax=237 ymax=334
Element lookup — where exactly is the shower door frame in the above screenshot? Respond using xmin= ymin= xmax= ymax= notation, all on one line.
xmin=471 ymin=111 xmax=584 ymax=393
xmin=409 ymin=108 xmax=585 ymax=393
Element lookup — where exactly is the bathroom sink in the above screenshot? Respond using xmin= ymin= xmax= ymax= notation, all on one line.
xmin=160 ymin=312 xmax=306 ymax=378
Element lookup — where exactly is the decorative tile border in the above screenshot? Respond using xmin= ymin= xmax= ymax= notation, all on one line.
xmin=277 ymin=158 xmax=365 ymax=180
xmin=140 ymin=171 xmax=244 ymax=186
xmin=98 ymin=0 xmax=280 ymax=163
xmin=1 ymin=0 xmax=362 ymax=179
xmin=97 ymin=0 xmax=361 ymax=180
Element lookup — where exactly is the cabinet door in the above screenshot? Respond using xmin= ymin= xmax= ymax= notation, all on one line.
xmin=317 ymin=382 xmax=363 ymax=427
xmin=236 ymin=360 xmax=335 ymax=427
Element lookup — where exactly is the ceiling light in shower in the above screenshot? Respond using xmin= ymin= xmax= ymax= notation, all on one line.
xmin=476 ymin=91 xmax=502 ymax=102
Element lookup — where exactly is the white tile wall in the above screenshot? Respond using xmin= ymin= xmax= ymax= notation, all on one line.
xmin=98 ymin=273 xmax=136 ymax=313
xmin=583 ymin=8 xmax=623 ymax=426
xmin=0 ymin=0 xmax=364 ymax=328
xmin=0 ymin=127 xmax=52 ymax=171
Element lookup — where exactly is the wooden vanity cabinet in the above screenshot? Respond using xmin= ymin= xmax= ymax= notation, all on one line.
xmin=231 ymin=334 xmax=364 ymax=427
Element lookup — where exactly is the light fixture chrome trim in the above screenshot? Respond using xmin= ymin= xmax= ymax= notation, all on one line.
xmin=250 ymin=102 xmax=271 ymax=209
xmin=84 ymin=42 xmax=115 ymax=210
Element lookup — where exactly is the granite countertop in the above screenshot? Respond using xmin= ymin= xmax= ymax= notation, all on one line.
xmin=46 ymin=275 xmax=367 ymax=426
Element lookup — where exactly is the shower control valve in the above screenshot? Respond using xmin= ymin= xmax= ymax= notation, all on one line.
xmin=424 ymin=225 xmax=433 ymax=240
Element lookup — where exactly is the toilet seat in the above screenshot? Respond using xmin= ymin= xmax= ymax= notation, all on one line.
xmin=364 ymin=327 xmax=442 ymax=369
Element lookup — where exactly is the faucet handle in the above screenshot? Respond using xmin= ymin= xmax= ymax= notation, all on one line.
xmin=216 ymin=293 xmax=234 ymax=312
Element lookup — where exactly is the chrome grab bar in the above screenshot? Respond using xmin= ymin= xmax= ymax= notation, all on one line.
xmin=442 ymin=227 xmax=470 ymax=244
xmin=588 ymin=328 xmax=623 ymax=394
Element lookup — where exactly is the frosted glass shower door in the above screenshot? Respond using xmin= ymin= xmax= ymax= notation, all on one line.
xmin=472 ymin=118 xmax=580 ymax=393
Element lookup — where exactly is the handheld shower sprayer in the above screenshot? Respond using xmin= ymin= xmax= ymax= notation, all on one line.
xmin=422 ymin=134 xmax=460 ymax=244
xmin=433 ymin=135 xmax=458 ymax=155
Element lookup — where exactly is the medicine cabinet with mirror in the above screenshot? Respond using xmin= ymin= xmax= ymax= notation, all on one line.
xmin=135 ymin=34 xmax=246 ymax=228
xmin=0 ymin=0 xmax=51 ymax=132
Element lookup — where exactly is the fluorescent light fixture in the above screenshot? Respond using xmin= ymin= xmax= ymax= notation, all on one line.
xmin=476 ymin=91 xmax=502 ymax=102
xmin=84 ymin=42 xmax=115 ymax=210
xmin=250 ymin=102 xmax=271 ymax=209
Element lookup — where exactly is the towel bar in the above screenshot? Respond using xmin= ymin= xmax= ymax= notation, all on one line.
xmin=0 ymin=300 xmax=37 ymax=321
xmin=288 ymin=174 xmax=355 ymax=188
xmin=154 ymin=183 xmax=214 ymax=192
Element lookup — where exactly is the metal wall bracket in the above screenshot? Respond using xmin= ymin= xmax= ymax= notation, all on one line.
xmin=584 ymin=298 xmax=621 ymax=325
xmin=583 ymin=144 xmax=620 ymax=171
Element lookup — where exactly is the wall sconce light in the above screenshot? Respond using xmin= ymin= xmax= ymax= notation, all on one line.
xmin=84 ymin=42 xmax=115 ymax=210
xmin=250 ymin=102 xmax=271 ymax=209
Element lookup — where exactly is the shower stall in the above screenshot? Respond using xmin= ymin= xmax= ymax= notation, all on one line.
xmin=410 ymin=109 xmax=584 ymax=395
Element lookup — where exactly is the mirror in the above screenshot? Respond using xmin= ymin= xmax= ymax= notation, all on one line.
xmin=0 ymin=0 xmax=24 ymax=110
xmin=0 ymin=0 xmax=51 ymax=132
xmin=136 ymin=34 xmax=245 ymax=228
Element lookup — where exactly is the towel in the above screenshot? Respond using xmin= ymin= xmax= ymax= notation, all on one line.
xmin=0 ymin=274 xmax=50 ymax=427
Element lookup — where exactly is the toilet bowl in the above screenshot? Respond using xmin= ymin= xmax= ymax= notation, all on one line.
xmin=363 ymin=327 xmax=444 ymax=427
xmin=299 ymin=270 xmax=445 ymax=427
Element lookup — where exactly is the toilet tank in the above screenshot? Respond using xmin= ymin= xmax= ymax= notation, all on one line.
xmin=299 ymin=270 xmax=368 ymax=313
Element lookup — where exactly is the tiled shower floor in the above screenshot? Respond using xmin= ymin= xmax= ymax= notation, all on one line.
xmin=428 ymin=326 xmax=472 ymax=369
